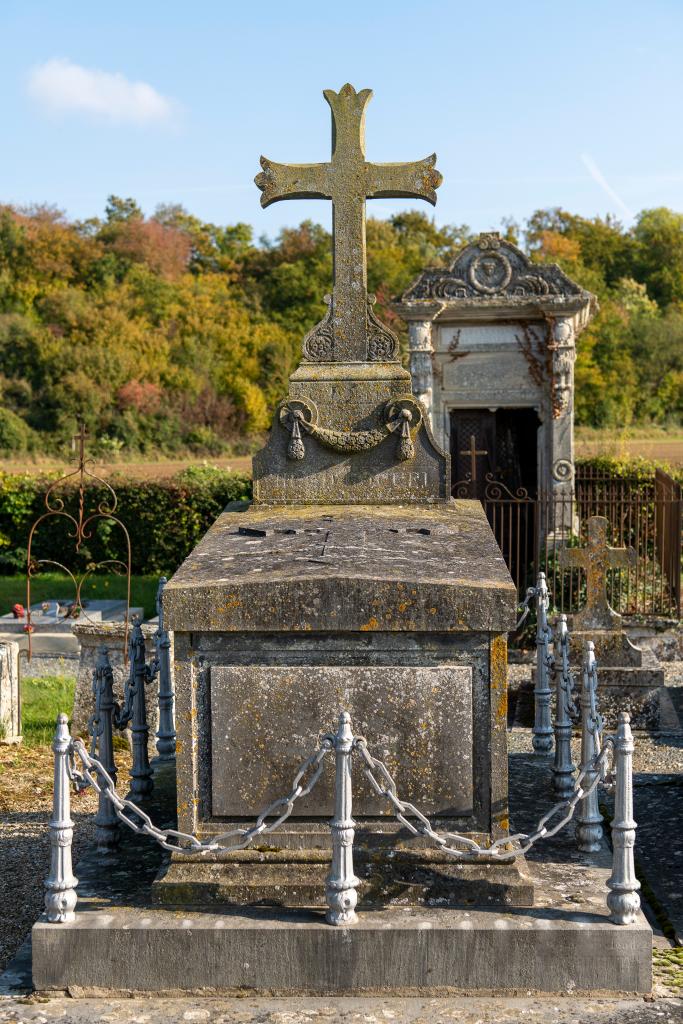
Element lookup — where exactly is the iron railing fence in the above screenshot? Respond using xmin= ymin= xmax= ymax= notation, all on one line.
xmin=481 ymin=467 xmax=682 ymax=619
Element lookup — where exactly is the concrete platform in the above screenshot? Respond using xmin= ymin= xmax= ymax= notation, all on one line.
xmin=29 ymin=755 xmax=653 ymax=996
xmin=32 ymin=898 xmax=651 ymax=995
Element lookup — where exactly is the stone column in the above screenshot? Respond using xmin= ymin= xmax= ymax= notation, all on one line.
xmin=408 ymin=320 xmax=434 ymax=424
xmin=547 ymin=316 xmax=577 ymax=538
xmin=0 ymin=640 xmax=21 ymax=744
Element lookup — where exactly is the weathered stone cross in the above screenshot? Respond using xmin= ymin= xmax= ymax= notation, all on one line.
xmin=559 ymin=515 xmax=636 ymax=629
xmin=255 ymin=84 xmax=442 ymax=362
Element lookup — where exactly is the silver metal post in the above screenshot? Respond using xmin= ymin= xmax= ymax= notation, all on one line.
xmin=45 ymin=713 xmax=78 ymax=922
xmin=552 ymin=614 xmax=575 ymax=798
xmin=325 ymin=711 xmax=360 ymax=926
xmin=128 ymin=623 xmax=153 ymax=800
xmin=91 ymin=646 xmax=120 ymax=856
xmin=607 ymin=712 xmax=641 ymax=924
xmin=532 ymin=572 xmax=554 ymax=754
xmin=576 ymin=640 xmax=603 ymax=852
xmin=154 ymin=577 xmax=175 ymax=761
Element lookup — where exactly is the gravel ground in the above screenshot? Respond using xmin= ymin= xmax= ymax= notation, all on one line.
xmin=0 ymin=745 xmax=131 ymax=974
xmin=1 ymin=994 xmax=682 ymax=1024
xmin=1 ymin=663 xmax=682 ymax=1020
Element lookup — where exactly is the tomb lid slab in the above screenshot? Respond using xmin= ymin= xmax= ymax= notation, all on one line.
xmin=164 ymin=501 xmax=516 ymax=634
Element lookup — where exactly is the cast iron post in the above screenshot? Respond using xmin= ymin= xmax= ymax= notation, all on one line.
xmin=154 ymin=577 xmax=175 ymax=761
xmin=127 ymin=623 xmax=153 ymax=800
xmin=607 ymin=712 xmax=641 ymax=924
xmin=576 ymin=640 xmax=603 ymax=852
xmin=532 ymin=572 xmax=554 ymax=754
xmin=92 ymin=646 xmax=120 ymax=855
xmin=552 ymin=614 xmax=576 ymax=798
xmin=45 ymin=713 xmax=78 ymax=922
xmin=325 ymin=711 xmax=360 ymax=925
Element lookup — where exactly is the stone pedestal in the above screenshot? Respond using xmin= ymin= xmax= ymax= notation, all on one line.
xmin=0 ymin=640 xmax=21 ymax=744
xmin=570 ymin=628 xmax=667 ymax=731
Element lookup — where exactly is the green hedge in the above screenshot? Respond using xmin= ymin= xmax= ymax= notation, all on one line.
xmin=0 ymin=455 xmax=677 ymax=579
xmin=0 ymin=465 xmax=252 ymax=576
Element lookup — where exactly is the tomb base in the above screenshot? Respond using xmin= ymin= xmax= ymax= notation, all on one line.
xmin=152 ymin=846 xmax=535 ymax=909
xmin=533 ymin=628 xmax=669 ymax=730
xmin=33 ymin=856 xmax=651 ymax=995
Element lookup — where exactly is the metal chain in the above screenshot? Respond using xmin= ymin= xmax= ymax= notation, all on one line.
xmin=353 ymin=735 xmax=614 ymax=861
xmin=67 ymin=734 xmax=332 ymax=853
xmin=515 ymin=586 xmax=537 ymax=631
xmin=557 ymin=630 xmax=579 ymax=722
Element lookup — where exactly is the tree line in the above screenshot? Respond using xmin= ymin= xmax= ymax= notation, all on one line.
xmin=0 ymin=197 xmax=681 ymax=456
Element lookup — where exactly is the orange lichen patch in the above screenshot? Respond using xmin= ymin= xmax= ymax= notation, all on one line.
xmin=175 ymin=741 xmax=183 ymax=755
xmin=359 ymin=616 xmax=379 ymax=631
xmin=490 ymin=634 xmax=508 ymax=722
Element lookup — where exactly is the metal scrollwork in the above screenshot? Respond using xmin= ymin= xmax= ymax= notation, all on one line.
xmin=482 ymin=473 xmax=530 ymax=501
xmin=25 ymin=423 xmax=132 ymax=662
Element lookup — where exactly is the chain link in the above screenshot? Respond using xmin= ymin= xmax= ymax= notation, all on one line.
xmin=353 ymin=735 xmax=615 ymax=861
xmin=515 ymin=586 xmax=537 ymax=631
xmin=557 ymin=629 xmax=579 ymax=722
xmin=67 ymin=734 xmax=332 ymax=853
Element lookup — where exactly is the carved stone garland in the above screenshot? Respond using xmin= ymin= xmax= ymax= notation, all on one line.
xmin=279 ymin=397 xmax=422 ymax=463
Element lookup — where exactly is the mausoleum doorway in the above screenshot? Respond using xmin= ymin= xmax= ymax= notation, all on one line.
xmin=450 ymin=407 xmax=540 ymax=501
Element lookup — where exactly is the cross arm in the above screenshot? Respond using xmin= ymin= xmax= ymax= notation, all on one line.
xmin=558 ymin=547 xmax=585 ymax=570
xmin=255 ymin=157 xmax=331 ymax=208
xmin=610 ymin=546 xmax=638 ymax=570
xmin=366 ymin=155 xmax=442 ymax=206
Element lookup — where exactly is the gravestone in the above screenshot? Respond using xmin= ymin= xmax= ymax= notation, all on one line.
xmin=159 ymin=83 xmax=527 ymax=908
xmin=393 ymin=233 xmax=597 ymax=507
xmin=0 ymin=640 xmax=21 ymax=744
xmin=559 ymin=515 xmax=666 ymax=729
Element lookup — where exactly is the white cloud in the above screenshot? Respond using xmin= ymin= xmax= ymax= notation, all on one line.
xmin=581 ymin=153 xmax=634 ymax=222
xmin=27 ymin=58 xmax=174 ymax=125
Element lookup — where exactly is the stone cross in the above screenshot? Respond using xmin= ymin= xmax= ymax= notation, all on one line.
xmin=559 ymin=515 xmax=636 ymax=629
xmin=460 ymin=434 xmax=488 ymax=483
xmin=255 ymin=84 xmax=442 ymax=362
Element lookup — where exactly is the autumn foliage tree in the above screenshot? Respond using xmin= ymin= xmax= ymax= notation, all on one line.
xmin=0 ymin=196 xmax=680 ymax=455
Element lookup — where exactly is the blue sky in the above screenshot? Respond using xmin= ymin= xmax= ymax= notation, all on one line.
xmin=2 ymin=0 xmax=683 ymax=241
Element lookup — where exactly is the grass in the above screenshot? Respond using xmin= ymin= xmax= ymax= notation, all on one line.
xmin=653 ymin=945 xmax=683 ymax=994
xmin=0 ymin=571 xmax=161 ymax=620
xmin=20 ymin=675 xmax=76 ymax=747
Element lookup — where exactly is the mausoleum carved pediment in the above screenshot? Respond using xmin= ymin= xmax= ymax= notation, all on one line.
xmin=399 ymin=233 xmax=588 ymax=306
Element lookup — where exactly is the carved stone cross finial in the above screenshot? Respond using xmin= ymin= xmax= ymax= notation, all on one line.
xmin=559 ymin=516 xmax=636 ymax=629
xmin=255 ymin=84 xmax=442 ymax=363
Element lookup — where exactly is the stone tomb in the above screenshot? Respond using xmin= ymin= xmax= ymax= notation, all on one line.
xmin=157 ymin=82 xmax=529 ymax=908
xmin=0 ymin=640 xmax=21 ymax=744
xmin=158 ymin=502 xmax=524 ymax=906
xmin=32 ymin=84 xmax=651 ymax=996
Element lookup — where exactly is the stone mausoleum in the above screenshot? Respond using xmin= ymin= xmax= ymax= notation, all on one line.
xmin=393 ymin=234 xmax=597 ymax=501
